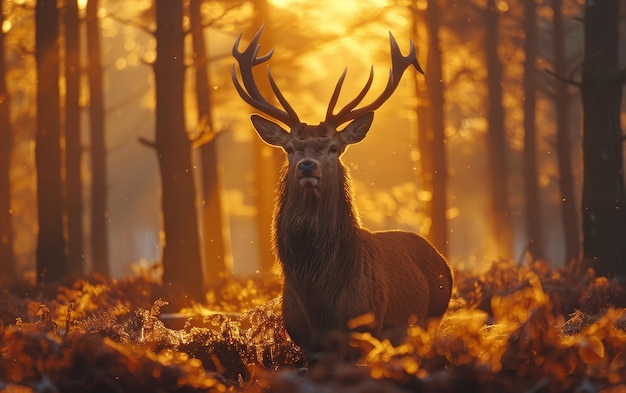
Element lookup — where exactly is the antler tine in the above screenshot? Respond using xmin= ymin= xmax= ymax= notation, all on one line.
xmin=325 ymin=68 xmax=348 ymax=122
xmin=267 ymin=66 xmax=300 ymax=123
xmin=325 ymin=66 xmax=375 ymax=122
xmin=231 ymin=25 xmax=300 ymax=126
xmin=325 ymin=32 xmax=424 ymax=127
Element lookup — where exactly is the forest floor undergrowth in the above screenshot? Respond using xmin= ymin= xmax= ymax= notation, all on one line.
xmin=1 ymin=259 xmax=625 ymax=392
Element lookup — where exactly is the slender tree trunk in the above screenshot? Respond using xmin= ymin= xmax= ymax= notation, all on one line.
xmin=580 ymin=0 xmax=626 ymax=277
xmin=522 ymin=0 xmax=544 ymax=260
xmin=36 ymin=0 xmax=67 ymax=282
xmin=64 ymin=0 xmax=84 ymax=274
xmin=483 ymin=0 xmax=512 ymax=259
xmin=155 ymin=0 xmax=204 ymax=297
xmin=86 ymin=0 xmax=110 ymax=275
xmin=411 ymin=1 xmax=434 ymax=237
xmin=552 ymin=0 xmax=580 ymax=265
xmin=253 ymin=105 xmax=279 ymax=274
xmin=0 ymin=0 xmax=16 ymax=278
xmin=250 ymin=1 xmax=281 ymax=274
xmin=189 ymin=0 xmax=228 ymax=285
xmin=425 ymin=0 xmax=448 ymax=257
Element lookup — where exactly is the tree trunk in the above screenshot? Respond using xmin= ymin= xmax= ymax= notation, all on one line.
xmin=411 ymin=1 xmax=434 ymax=241
xmin=552 ymin=0 xmax=580 ymax=265
xmin=253 ymin=116 xmax=280 ymax=274
xmin=484 ymin=0 xmax=512 ymax=259
xmin=36 ymin=0 xmax=67 ymax=283
xmin=425 ymin=0 xmax=448 ymax=257
xmin=155 ymin=0 xmax=204 ymax=297
xmin=580 ymin=0 xmax=626 ymax=277
xmin=250 ymin=1 xmax=281 ymax=274
xmin=64 ymin=0 xmax=84 ymax=275
xmin=189 ymin=0 xmax=228 ymax=285
xmin=0 ymin=0 xmax=16 ymax=279
xmin=522 ymin=0 xmax=544 ymax=260
xmin=86 ymin=0 xmax=110 ymax=276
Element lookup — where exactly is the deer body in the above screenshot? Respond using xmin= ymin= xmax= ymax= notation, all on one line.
xmin=232 ymin=26 xmax=453 ymax=360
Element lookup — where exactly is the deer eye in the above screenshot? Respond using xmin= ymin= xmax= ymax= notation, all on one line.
xmin=285 ymin=146 xmax=294 ymax=154
xmin=329 ymin=145 xmax=339 ymax=154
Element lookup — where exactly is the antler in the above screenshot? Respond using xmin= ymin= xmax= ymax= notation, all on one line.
xmin=325 ymin=32 xmax=424 ymax=127
xmin=231 ymin=25 xmax=301 ymax=127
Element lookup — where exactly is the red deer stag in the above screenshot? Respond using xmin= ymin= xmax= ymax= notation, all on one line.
xmin=232 ymin=26 xmax=453 ymax=361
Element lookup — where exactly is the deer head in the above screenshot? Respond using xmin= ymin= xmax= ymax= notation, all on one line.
xmin=231 ymin=25 xmax=424 ymax=195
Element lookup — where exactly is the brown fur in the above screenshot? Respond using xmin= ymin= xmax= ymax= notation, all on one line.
xmin=250 ymin=116 xmax=453 ymax=361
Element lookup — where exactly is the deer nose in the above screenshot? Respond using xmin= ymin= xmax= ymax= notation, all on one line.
xmin=296 ymin=159 xmax=321 ymax=178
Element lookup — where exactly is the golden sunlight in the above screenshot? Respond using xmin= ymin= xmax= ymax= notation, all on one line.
xmin=496 ymin=0 xmax=510 ymax=12
xmin=269 ymin=0 xmax=369 ymax=21
xmin=268 ymin=0 xmax=297 ymax=8
xmin=2 ymin=19 xmax=11 ymax=33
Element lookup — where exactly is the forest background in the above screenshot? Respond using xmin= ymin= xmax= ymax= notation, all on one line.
xmin=0 ymin=0 xmax=625 ymax=297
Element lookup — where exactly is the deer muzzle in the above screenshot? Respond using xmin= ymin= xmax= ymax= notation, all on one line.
xmin=296 ymin=159 xmax=322 ymax=187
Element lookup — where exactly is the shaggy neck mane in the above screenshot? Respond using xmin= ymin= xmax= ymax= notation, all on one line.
xmin=275 ymin=162 xmax=360 ymax=294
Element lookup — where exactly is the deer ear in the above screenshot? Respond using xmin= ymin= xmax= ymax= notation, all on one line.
xmin=250 ymin=114 xmax=290 ymax=147
xmin=338 ymin=112 xmax=374 ymax=145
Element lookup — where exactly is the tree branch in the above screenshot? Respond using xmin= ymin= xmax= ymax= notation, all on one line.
xmin=183 ymin=1 xmax=247 ymax=36
xmin=138 ymin=137 xmax=157 ymax=149
xmin=190 ymin=117 xmax=230 ymax=148
xmin=191 ymin=128 xmax=219 ymax=148
xmin=105 ymin=11 xmax=153 ymax=36
xmin=544 ymin=68 xmax=582 ymax=87
xmin=448 ymin=66 xmax=477 ymax=86
xmin=189 ymin=114 xmax=213 ymax=146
